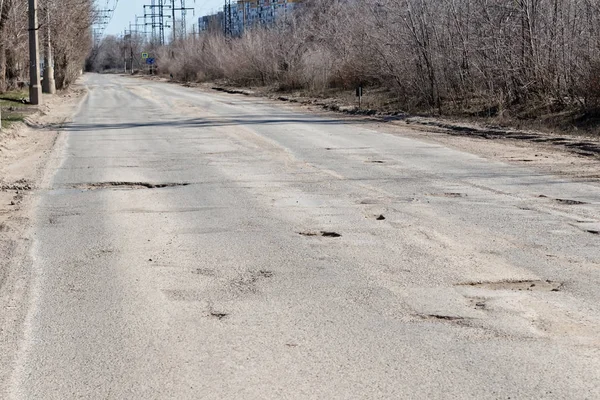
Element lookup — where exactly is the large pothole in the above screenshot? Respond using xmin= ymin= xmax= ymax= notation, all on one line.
xmin=70 ymin=182 xmax=190 ymax=190
xmin=427 ymin=192 xmax=467 ymax=198
xmin=538 ymin=195 xmax=588 ymax=205
xmin=298 ymin=231 xmax=342 ymax=238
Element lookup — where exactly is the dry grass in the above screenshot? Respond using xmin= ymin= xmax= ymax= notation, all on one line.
xmin=0 ymin=89 xmax=34 ymax=129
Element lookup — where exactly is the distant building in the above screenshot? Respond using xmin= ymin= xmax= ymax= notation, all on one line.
xmin=198 ymin=11 xmax=224 ymax=33
xmin=198 ymin=0 xmax=301 ymax=36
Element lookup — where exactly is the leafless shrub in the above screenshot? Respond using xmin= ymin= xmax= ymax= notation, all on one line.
xmin=149 ymin=0 xmax=600 ymax=117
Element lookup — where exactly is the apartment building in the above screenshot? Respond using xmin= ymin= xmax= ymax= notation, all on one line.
xmin=198 ymin=11 xmax=224 ymax=33
xmin=198 ymin=0 xmax=301 ymax=35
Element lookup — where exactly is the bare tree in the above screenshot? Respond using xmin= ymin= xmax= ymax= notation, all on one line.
xmin=155 ymin=0 xmax=600 ymax=116
xmin=0 ymin=0 xmax=93 ymax=92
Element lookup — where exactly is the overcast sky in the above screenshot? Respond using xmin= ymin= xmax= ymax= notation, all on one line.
xmin=104 ymin=0 xmax=224 ymax=35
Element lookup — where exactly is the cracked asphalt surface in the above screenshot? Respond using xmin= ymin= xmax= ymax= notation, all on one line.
xmin=7 ymin=74 xmax=600 ymax=399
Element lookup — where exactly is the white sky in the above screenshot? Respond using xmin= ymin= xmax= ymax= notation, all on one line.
xmin=104 ymin=0 xmax=224 ymax=35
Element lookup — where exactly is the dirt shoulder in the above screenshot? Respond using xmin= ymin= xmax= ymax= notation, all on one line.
xmin=0 ymin=83 xmax=86 ymax=394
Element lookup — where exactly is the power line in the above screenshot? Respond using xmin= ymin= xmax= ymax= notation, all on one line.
xmin=144 ymin=0 xmax=171 ymax=46
xmin=92 ymin=0 xmax=120 ymax=43
xmin=171 ymin=0 xmax=195 ymax=42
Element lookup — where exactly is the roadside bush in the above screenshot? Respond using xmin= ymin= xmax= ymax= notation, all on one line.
xmin=148 ymin=0 xmax=600 ymax=117
xmin=583 ymin=62 xmax=600 ymax=111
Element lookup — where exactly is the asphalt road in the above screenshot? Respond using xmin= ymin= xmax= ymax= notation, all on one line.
xmin=8 ymin=74 xmax=600 ymax=399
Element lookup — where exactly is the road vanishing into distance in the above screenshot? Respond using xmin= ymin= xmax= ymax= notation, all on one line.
xmin=7 ymin=74 xmax=600 ymax=398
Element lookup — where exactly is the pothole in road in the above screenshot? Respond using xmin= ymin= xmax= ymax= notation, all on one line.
xmin=459 ymin=279 xmax=562 ymax=292
xmin=366 ymin=160 xmax=386 ymax=164
xmin=416 ymin=314 xmax=468 ymax=323
xmin=587 ymin=230 xmax=600 ymax=235
xmin=538 ymin=195 xmax=588 ymax=205
xmin=555 ymin=198 xmax=588 ymax=205
xmin=298 ymin=231 xmax=342 ymax=238
xmin=427 ymin=192 xmax=467 ymax=198
xmin=375 ymin=214 xmax=386 ymax=221
xmin=209 ymin=312 xmax=229 ymax=320
xmin=325 ymin=147 xmax=371 ymax=151
xmin=258 ymin=270 xmax=274 ymax=278
xmin=425 ymin=314 xmax=465 ymax=321
xmin=70 ymin=182 xmax=190 ymax=191
xmin=322 ymin=231 xmax=342 ymax=237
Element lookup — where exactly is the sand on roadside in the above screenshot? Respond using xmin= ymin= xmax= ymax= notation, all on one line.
xmin=0 ymin=83 xmax=87 ymax=394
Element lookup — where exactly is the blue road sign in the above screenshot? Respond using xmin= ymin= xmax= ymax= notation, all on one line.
xmin=146 ymin=58 xmax=155 ymax=65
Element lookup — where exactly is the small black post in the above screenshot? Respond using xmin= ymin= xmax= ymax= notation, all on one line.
xmin=356 ymin=85 xmax=363 ymax=109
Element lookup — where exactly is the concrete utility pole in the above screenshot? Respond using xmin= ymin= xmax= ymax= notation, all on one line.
xmin=42 ymin=5 xmax=56 ymax=94
xmin=128 ymin=24 xmax=135 ymax=75
xmin=28 ymin=0 xmax=42 ymax=105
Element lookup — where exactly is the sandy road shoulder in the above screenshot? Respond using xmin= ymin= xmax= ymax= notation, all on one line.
xmin=0 ymin=83 xmax=87 ymax=396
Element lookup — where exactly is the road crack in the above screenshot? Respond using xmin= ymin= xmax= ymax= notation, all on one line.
xmin=69 ymin=182 xmax=190 ymax=190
